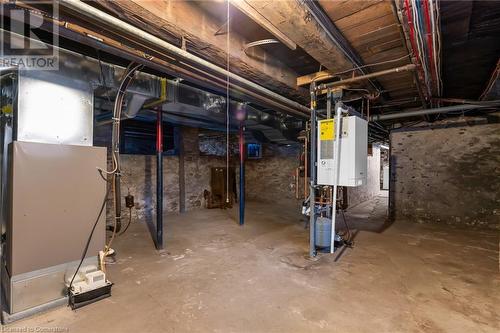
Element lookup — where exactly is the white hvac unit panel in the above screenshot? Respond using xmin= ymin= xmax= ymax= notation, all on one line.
xmin=317 ymin=116 xmax=368 ymax=187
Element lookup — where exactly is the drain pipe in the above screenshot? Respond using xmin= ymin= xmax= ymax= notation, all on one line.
xmin=60 ymin=0 xmax=310 ymax=117
xmin=329 ymin=100 xmax=343 ymax=253
xmin=369 ymin=103 xmax=499 ymax=121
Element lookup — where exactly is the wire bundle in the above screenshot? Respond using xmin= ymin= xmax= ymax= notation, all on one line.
xmin=404 ymin=0 xmax=443 ymax=100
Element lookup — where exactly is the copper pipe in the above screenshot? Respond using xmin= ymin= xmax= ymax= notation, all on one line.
xmin=304 ymin=122 xmax=309 ymax=200
xmin=317 ymin=64 xmax=416 ymax=91
xmin=295 ymin=168 xmax=299 ymax=199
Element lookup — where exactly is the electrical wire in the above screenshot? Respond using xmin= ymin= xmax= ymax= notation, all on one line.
xmin=119 ymin=207 xmax=133 ymax=236
xmin=340 ymin=209 xmax=353 ymax=246
xmin=97 ymin=152 xmax=118 ymax=175
xmin=406 ymin=0 xmax=442 ymax=101
xmin=429 ymin=0 xmax=439 ymax=96
xmin=422 ymin=0 xmax=436 ymax=90
xmin=225 ymin=0 xmax=230 ymax=204
xmin=68 ymin=186 xmax=110 ymax=295
xmin=435 ymin=0 xmax=443 ymax=95
xmin=412 ymin=0 xmax=430 ymax=96
xmin=108 ymin=62 xmax=142 ymax=237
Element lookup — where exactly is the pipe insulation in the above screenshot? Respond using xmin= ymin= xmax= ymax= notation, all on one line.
xmin=369 ymin=104 xmax=499 ymax=121
xmin=59 ymin=0 xmax=310 ymax=117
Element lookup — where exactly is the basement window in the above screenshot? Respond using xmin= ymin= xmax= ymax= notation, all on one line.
xmin=119 ymin=119 xmax=178 ymax=155
xmin=247 ymin=143 xmax=262 ymax=159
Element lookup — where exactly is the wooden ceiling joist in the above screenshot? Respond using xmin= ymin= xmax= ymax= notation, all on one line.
xmin=229 ymin=0 xmax=296 ymax=50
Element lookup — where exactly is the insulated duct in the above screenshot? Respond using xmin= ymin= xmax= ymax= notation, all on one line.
xmin=59 ymin=0 xmax=310 ymax=118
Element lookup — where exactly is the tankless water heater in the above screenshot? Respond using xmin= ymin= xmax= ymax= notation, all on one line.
xmin=317 ymin=116 xmax=368 ymax=187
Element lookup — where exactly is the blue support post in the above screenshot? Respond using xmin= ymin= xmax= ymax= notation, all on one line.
xmin=239 ymin=121 xmax=245 ymax=225
xmin=156 ymin=107 xmax=163 ymax=249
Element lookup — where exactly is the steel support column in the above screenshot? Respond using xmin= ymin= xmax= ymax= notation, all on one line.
xmin=156 ymin=108 xmax=164 ymax=249
xmin=239 ymin=121 xmax=245 ymax=226
xmin=309 ymin=82 xmax=317 ymax=257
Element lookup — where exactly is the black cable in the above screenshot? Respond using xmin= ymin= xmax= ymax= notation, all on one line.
xmin=97 ymin=168 xmax=112 ymax=183
xmin=68 ymin=186 xmax=111 ymax=296
xmin=340 ymin=209 xmax=353 ymax=246
xmin=119 ymin=207 xmax=133 ymax=236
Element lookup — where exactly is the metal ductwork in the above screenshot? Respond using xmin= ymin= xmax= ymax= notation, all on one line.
xmin=59 ymin=0 xmax=310 ymax=119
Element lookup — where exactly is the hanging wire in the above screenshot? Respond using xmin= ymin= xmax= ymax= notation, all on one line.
xmin=225 ymin=0 xmax=230 ymax=204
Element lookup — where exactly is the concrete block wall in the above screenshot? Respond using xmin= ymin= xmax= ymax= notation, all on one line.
xmin=390 ymin=119 xmax=500 ymax=229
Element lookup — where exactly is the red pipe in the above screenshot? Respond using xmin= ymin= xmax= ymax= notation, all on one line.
xmin=404 ymin=0 xmax=420 ymax=65
xmin=404 ymin=0 xmax=430 ymax=101
xmin=422 ymin=0 xmax=436 ymax=88
xmin=156 ymin=109 xmax=163 ymax=151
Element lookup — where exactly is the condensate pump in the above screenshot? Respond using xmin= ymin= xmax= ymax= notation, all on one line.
xmin=67 ymin=265 xmax=113 ymax=309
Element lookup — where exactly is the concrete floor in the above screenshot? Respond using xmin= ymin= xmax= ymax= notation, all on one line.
xmin=12 ymin=197 xmax=499 ymax=332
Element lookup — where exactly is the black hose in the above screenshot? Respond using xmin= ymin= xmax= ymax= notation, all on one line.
xmin=119 ymin=207 xmax=133 ymax=236
xmin=340 ymin=209 xmax=353 ymax=246
xmin=68 ymin=187 xmax=110 ymax=296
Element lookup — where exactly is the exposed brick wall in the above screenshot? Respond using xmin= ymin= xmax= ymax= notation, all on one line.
xmin=390 ymin=119 xmax=500 ymax=229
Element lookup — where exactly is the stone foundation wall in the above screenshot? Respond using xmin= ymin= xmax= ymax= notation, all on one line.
xmin=120 ymin=155 xmax=180 ymax=215
xmin=390 ymin=118 xmax=500 ymax=229
xmin=246 ymin=157 xmax=298 ymax=203
xmin=108 ymin=127 xmax=231 ymax=218
xmin=347 ymin=145 xmax=382 ymax=208
xmin=106 ymin=126 xmax=385 ymax=217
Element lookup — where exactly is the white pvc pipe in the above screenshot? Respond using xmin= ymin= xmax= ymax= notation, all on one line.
xmin=330 ymin=103 xmax=343 ymax=253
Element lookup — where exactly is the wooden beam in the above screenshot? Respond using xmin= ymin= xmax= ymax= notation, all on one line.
xmin=230 ymin=0 xmax=297 ymax=50
xmin=245 ymin=0 xmax=353 ymax=73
